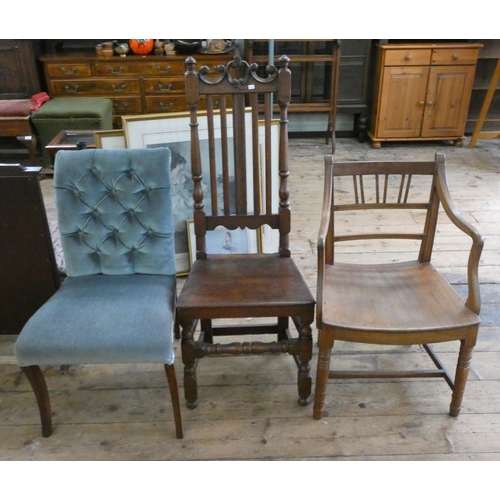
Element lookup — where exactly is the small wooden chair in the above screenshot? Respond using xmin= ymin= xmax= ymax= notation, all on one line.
xmin=314 ymin=153 xmax=483 ymax=420
xmin=176 ymin=55 xmax=315 ymax=410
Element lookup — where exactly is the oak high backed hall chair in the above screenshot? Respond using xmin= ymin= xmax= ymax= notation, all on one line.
xmin=14 ymin=148 xmax=183 ymax=439
xmin=176 ymin=55 xmax=315 ymax=409
xmin=314 ymin=153 xmax=483 ymax=420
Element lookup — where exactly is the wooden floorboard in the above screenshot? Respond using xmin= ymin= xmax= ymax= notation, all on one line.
xmin=2 ymin=136 xmax=500 ymax=462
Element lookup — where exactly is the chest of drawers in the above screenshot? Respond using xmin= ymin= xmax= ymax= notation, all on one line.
xmin=40 ymin=52 xmax=235 ymax=127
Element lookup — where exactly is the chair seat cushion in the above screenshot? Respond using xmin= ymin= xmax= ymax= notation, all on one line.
xmin=0 ymin=100 xmax=33 ymax=117
xmin=176 ymin=254 xmax=315 ymax=319
xmin=31 ymin=98 xmax=113 ymax=120
xmin=322 ymin=261 xmax=480 ymax=333
xmin=14 ymin=274 xmax=176 ymax=366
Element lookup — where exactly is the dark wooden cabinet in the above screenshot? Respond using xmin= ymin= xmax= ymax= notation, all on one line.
xmin=245 ymin=39 xmax=340 ymax=145
xmin=0 ymin=40 xmax=44 ymax=99
xmin=0 ymin=165 xmax=60 ymax=335
xmin=337 ymin=39 xmax=373 ymax=140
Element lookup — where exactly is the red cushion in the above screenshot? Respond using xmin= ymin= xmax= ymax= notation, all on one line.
xmin=0 ymin=100 xmax=33 ymax=117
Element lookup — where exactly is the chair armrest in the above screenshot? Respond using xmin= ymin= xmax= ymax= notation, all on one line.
xmin=436 ymin=155 xmax=484 ymax=314
xmin=317 ymin=155 xmax=334 ymax=327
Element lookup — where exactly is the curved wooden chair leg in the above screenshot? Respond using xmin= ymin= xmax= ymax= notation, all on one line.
xmin=21 ymin=365 xmax=52 ymax=437
xmin=164 ymin=364 xmax=183 ymax=439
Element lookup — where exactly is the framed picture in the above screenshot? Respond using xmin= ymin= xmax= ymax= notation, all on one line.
xmin=122 ymin=110 xmax=253 ymax=275
xmin=258 ymin=119 xmax=280 ymax=253
xmin=94 ymin=130 xmax=126 ymax=149
xmin=186 ymin=220 xmax=260 ymax=267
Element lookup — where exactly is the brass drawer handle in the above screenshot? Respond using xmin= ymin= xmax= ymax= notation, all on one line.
xmin=157 ymin=82 xmax=173 ymax=92
xmin=113 ymin=102 xmax=129 ymax=111
xmin=111 ymin=84 xmax=127 ymax=93
xmin=61 ymin=67 xmax=77 ymax=76
xmin=64 ymin=84 xmax=80 ymax=93
xmin=109 ymin=66 xmax=124 ymax=74
xmin=159 ymin=101 xmax=174 ymax=110
xmin=405 ymin=54 xmax=412 ymax=61
xmin=453 ymin=53 xmax=459 ymax=60
xmin=156 ymin=65 xmax=171 ymax=74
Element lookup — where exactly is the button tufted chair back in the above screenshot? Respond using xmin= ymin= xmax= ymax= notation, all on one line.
xmin=54 ymin=147 xmax=176 ymax=277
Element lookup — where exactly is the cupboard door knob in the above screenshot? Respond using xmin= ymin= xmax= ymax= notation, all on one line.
xmin=427 ymin=101 xmax=434 ymax=106
xmin=405 ymin=54 xmax=412 ymax=60
xmin=418 ymin=101 xmax=424 ymax=106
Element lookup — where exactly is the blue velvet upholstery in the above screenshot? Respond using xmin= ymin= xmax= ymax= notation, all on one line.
xmin=15 ymin=275 xmax=176 ymax=365
xmin=54 ymin=148 xmax=176 ymax=277
xmin=15 ymin=148 xmax=177 ymax=366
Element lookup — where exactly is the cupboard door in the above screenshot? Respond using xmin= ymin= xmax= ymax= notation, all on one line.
xmin=376 ymin=66 xmax=429 ymax=138
xmin=422 ymin=65 xmax=475 ymax=137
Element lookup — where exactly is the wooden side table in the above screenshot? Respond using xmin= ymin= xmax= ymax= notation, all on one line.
xmin=45 ymin=129 xmax=96 ymax=165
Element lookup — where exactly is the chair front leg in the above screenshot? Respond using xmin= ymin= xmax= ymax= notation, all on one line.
xmin=297 ymin=317 xmax=313 ymax=406
xmin=164 ymin=364 xmax=184 ymax=439
xmin=449 ymin=336 xmax=476 ymax=417
xmin=21 ymin=365 xmax=52 ymax=437
xmin=180 ymin=319 xmax=199 ymax=409
xmin=313 ymin=331 xmax=334 ymax=420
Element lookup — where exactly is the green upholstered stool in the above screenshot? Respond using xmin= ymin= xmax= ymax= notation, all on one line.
xmin=31 ymin=98 xmax=113 ymax=168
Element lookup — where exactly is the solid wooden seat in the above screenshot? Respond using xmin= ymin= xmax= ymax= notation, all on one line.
xmin=176 ymin=55 xmax=315 ymax=410
xmin=314 ymin=153 xmax=483 ymax=420
xmin=178 ymin=254 xmax=314 ymax=316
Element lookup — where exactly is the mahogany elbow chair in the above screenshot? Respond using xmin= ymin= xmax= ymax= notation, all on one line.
xmin=314 ymin=152 xmax=483 ymax=420
xmin=15 ymin=148 xmax=183 ymax=438
xmin=176 ymin=55 xmax=315 ymax=410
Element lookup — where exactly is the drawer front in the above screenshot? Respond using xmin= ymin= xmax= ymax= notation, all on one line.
xmin=431 ymin=48 xmax=479 ymax=65
xmin=145 ymin=61 xmax=185 ymax=76
xmin=110 ymin=97 xmax=143 ymax=115
xmin=145 ymin=95 xmax=188 ymax=113
xmin=45 ymin=63 xmax=92 ymax=78
xmin=51 ymin=79 xmax=141 ymax=96
xmin=143 ymin=78 xmax=185 ymax=94
xmin=95 ymin=62 xmax=145 ymax=77
xmin=384 ymin=48 xmax=432 ymax=66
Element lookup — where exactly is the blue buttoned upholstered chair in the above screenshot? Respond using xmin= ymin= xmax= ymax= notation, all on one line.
xmin=14 ymin=147 xmax=183 ymax=439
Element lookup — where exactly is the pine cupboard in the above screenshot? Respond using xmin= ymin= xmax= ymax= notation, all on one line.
xmin=368 ymin=43 xmax=482 ymax=148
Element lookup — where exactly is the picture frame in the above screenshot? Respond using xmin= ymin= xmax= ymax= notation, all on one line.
xmin=122 ymin=110 xmax=254 ymax=275
xmin=94 ymin=130 xmax=126 ymax=149
xmin=186 ymin=220 xmax=260 ymax=267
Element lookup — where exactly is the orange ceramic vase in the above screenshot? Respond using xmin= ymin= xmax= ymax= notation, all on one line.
xmin=129 ymin=39 xmax=154 ymax=55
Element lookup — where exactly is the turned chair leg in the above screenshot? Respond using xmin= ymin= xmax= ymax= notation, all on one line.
xmin=297 ymin=318 xmax=313 ymax=406
xmin=449 ymin=338 xmax=475 ymax=417
xmin=164 ymin=364 xmax=183 ymax=439
xmin=313 ymin=332 xmax=334 ymax=420
xmin=21 ymin=366 xmax=52 ymax=437
xmin=180 ymin=320 xmax=199 ymax=409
